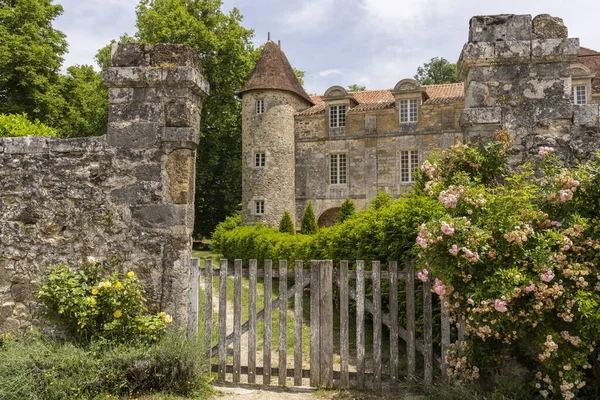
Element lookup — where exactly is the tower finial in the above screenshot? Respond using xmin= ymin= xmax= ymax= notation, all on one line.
xmin=268 ymin=32 xmax=271 ymax=41
xmin=278 ymin=40 xmax=281 ymax=48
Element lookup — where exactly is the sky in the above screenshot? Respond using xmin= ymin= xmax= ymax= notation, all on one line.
xmin=54 ymin=0 xmax=600 ymax=95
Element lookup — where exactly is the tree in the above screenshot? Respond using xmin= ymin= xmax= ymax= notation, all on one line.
xmin=129 ymin=0 xmax=261 ymax=238
xmin=347 ymin=84 xmax=366 ymax=92
xmin=338 ymin=199 xmax=355 ymax=223
xmin=300 ymin=202 xmax=317 ymax=235
xmin=0 ymin=0 xmax=67 ymax=124
xmin=54 ymin=65 xmax=108 ymax=137
xmin=0 ymin=113 xmax=56 ymax=137
xmin=278 ymin=211 xmax=295 ymax=234
xmin=414 ymin=57 xmax=458 ymax=85
xmin=293 ymin=68 xmax=305 ymax=87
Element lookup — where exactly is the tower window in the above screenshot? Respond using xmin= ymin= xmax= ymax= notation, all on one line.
xmin=255 ymin=152 xmax=266 ymax=167
xmin=255 ymin=200 xmax=265 ymax=215
xmin=400 ymin=99 xmax=418 ymax=123
xmin=571 ymin=85 xmax=587 ymax=105
xmin=400 ymin=150 xmax=419 ymax=183
xmin=329 ymin=105 xmax=347 ymax=128
xmin=330 ymin=153 xmax=347 ymax=185
xmin=256 ymin=99 xmax=265 ymax=114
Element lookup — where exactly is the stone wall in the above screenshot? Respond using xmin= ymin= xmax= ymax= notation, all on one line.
xmin=0 ymin=43 xmax=209 ymax=333
xmin=458 ymin=14 xmax=600 ymax=164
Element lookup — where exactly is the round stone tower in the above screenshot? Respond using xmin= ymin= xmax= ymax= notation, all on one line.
xmin=239 ymin=41 xmax=313 ymax=227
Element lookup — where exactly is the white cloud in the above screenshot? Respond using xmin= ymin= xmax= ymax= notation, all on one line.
xmin=279 ymin=0 xmax=337 ymax=35
xmin=317 ymin=68 xmax=345 ymax=77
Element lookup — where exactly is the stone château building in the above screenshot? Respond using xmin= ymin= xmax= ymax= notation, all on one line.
xmin=240 ymin=14 xmax=600 ymax=228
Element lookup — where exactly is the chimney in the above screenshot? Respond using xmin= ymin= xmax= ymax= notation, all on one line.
xmin=268 ymin=32 xmax=271 ymax=41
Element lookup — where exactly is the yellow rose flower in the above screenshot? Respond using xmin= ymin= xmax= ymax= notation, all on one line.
xmin=87 ymin=297 xmax=97 ymax=305
xmin=164 ymin=314 xmax=173 ymax=324
xmin=92 ymin=288 xmax=99 ymax=295
xmin=127 ymin=271 xmax=135 ymax=278
xmin=114 ymin=281 xmax=122 ymax=290
xmin=113 ymin=310 xmax=122 ymax=318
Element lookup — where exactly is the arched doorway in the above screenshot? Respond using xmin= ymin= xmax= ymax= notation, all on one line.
xmin=317 ymin=207 xmax=340 ymax=228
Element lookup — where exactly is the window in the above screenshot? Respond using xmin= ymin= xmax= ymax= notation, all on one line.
xmin=256 ymin=99 xmax=265 ymax=114
xmin=330 ymin=153 xmax=347 ymax=184
xmin=571 ymin=85 xmax=587 ymax=105
xmin=400 ymin=99 xmax=418 ymax=123
xmin=254 ymin=152 xmax=265 ymax=167
xmin=329 ymin=105 xmax=347 ymax=128
xmin=255 ymin=200 xmax=265 ymax=215
xmin=400 ymin=150 xmax=419 ymax=183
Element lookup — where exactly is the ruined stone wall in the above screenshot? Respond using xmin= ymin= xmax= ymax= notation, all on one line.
xmin=241 ymin=89 xmax=310 ymax=227
xmin=0 ymin=44 xmax=209 ymax=333
xmin=458 ymin=14 xmax=600 ymax=164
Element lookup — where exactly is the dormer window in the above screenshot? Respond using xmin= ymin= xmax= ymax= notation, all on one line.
xmin=400 ymin=99 xmax=418 ymax=123
xmin=571 ymin=85 xmax=587 ymax=105
xmin=329 ymin=105 xmax=347 ymax=128
xmin=256 ymin=99 xmax=265 ymax=114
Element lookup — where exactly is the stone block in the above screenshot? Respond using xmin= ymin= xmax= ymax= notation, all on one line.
xmin=106 ymin=121 xmax=161 ymax=148
xmin=167 ymin=149 xmax=195 ymax=205
xmin=48 ymin=137 xmax=106 ymax=154
xmin=2 ymin=137 xmax=49 ymax=154
xmin=133 ymin=164 xmax=162 ymax=182
xmin=161 ymin=127 xmax=200 ymax=146
xmin=108 ymin=102 xmax=165 ymax=123
xmin=149 ymin=43 xmax=202 ymax=70
xmin=464 ymin=81 xmax=491 ymax=108
xmin=573 ymin=104 xmax=600 ymax=127
xmin=469 ymin=14 xmax=532 ymax=43
xmin=131 ymin=204 xmax=187 ymax=228
xmin=165 ymin=99 xmax=200 ymax=128
xmin=110 ymin=182 xmax=161 ymax=205
xmin=460 ymin=107 xmax=502 ymax=127
xmin=494 ymin=40 xmax=531 ymax=59
xmin=531 ymin=38 xmax=579 ymax=60
xmin=532 ymin=14 xmax=568 ymax=39
xmin=111 ymin=43 xmax=151 ymax=67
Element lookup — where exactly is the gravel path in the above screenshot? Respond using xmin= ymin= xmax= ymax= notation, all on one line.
xmin=209 ymin=385 xmax=320 ymax=400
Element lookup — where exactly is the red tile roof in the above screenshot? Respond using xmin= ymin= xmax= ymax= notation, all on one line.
xmin=296 ymin=83 xmax=464 ymax=116
xmin=577 ymin=46 xmax=600 ymax=95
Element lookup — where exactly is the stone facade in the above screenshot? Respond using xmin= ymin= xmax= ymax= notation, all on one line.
xmin=242 ymin=14 xmax=600 ymax=228
xmin=0 ymin=44 xmax=209 ymax=334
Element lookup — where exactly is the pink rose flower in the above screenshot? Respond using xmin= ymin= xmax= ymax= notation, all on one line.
xmin=539 ymin=146 xmax=555 ymax=157
xmin=467 ymin=209 xmax=473 ymax=215
xmin=551 ymin=221 xmax=561 ymax=227
xmin=571 ymin=180 xmax=579 ymax=187
xmin=562 ymin=245 xmax=570 ymax=251
xmin=525 ymin=281 xmax=536 ymax=293
xmin=541 ymin=271 xmax=555 ymax=283
xmin=416 ymin=236 xmax=427 ymax=248
xmin=441 ymin=221 xmax=454 ymax=236
xmin=494 ymin=299 xmax=508 ymax=313
xmin=433 ymin=278 xmax=446 ymax=296
xmin=417 ymin=268 xmax=429 ymax=282
xmin=449 ymin=245 xmax=459 ymax=256
xmin=467 ymin=298 xmax=474 ymax=305
xmin=559 ymin=189 xmax=573 ymax=202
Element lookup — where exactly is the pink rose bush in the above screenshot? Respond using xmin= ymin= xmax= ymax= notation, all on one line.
xmin=414 ymin=131 xmax=600 ymax=398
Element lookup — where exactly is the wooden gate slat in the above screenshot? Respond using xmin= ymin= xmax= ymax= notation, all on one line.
xmin=423 ymin=278 xmax=433 ymax=384
xmin=248 ymin=259 xmax=257 ymax=384
xmin=263 ymin=260 xmax=273 ymax=385
xmin=233 ymin=259 xmax=242 ymax=383
xmin=294 ymin=260 xmax=303 ymax=386
xmin=339 ymin=260 xmax=349 ymax=389
xmin=203 ymin=258 xmax=213 ymax=373
xmin=356 ymin=260 xmax=366 ymax=389
xmin=372 ymin=261 xmax=382 ymax=389
xmin=389 ymin=261 xmax=399 ymax=385
xmin=309 ymin=261 xmax=321 ymax=387
xmin=320 ymin=260 xmax=334 ymax=388
xmin=278 ymin=261 xmax=288 ymax=386
xmin=406 ymin=261 xmax=416 ymax=381
xmin=441 ymin=298 xmax=451 ymax=379
xmin=218 ymin=259 xmax=228 ymax=381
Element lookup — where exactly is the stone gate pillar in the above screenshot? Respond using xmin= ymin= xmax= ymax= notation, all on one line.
xmin=102 ymin=44 xmax=209 ymax=326
xmin=458 ymin=14 xmax=580 ymax=163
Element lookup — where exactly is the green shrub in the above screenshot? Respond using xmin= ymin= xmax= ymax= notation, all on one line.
xmin=278 ymin=210 xmax=295 ymax=234
xmin=0 ymin=113 xmax=57 ymax=137
xmin=36 ymin=263 xmax=172 ymax=344
xmin=417 ymin=131 xmax=600 ymax=397
xmin=338 ymin=199 xmax=356 ymax=223
xmin=0 ymin=332 xmax=211 ymax=400
xmin=300 ymin=201 xmax=318 ymax=235
xmin=211 ymin=212 xmax=242 ymax=252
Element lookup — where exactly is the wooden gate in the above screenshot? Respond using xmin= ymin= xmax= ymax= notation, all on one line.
xmin=189 ymin=259 xmax=460 ymax=389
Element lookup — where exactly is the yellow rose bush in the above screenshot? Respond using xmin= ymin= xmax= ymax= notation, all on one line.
xmin=416 ymin=131 xmax=600 ymax=398
xmin=36 ymin=263 xmax=172 ymax=344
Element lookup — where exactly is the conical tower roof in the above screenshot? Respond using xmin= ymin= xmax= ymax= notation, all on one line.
xmin=240 ymin=41 xmax=314 ymax=105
